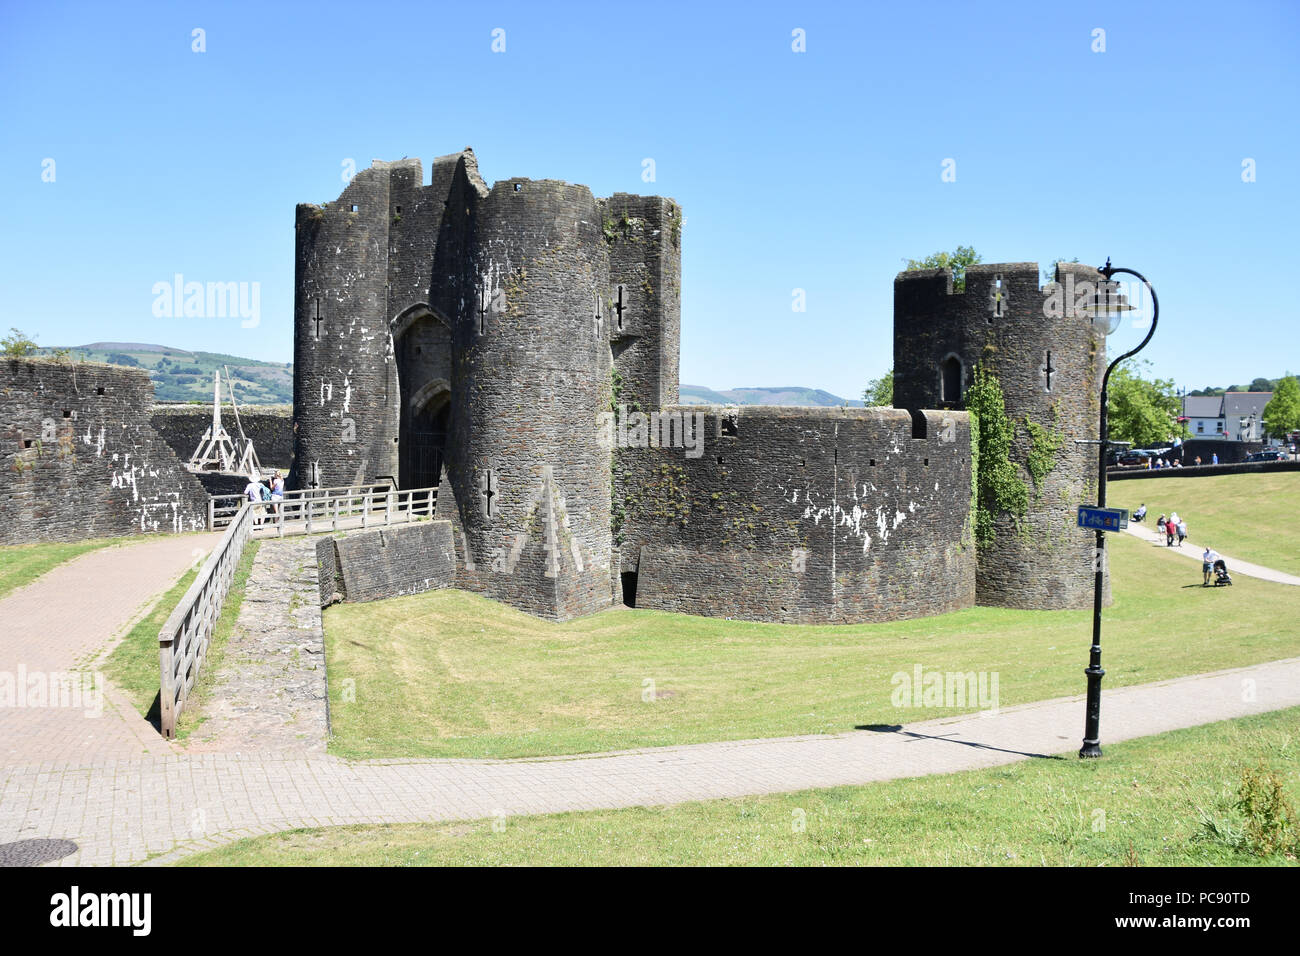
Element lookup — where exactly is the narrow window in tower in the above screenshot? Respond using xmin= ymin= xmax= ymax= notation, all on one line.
xmin=313 ymin=299 xmax=324 ymax=341
xmin=991 ymin=274 xmax=1005 ymax=323
xmin=350 ymin=204 xmax=358 ymax=213
xmin=940 ymin=355 xmax=963 ymax=405
xmin=1043 ymin=350 xmax=1056 ymax=391
xmin=614 ymin=284 xmax=627 ymax=331
xmin=481 ymin=469 xmax=497 ymax=518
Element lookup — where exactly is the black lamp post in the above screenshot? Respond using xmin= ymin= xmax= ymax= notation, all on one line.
xmin=1078 ymin=259 xmax=1159 ymax=759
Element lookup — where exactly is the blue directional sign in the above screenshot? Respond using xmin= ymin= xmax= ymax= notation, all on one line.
xmin=1077 ymin=506 xmax=1129 ymax=531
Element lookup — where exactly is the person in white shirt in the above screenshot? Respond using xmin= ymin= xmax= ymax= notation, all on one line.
xmin=243 ymin=477 xmax=265 ymax=527
xmin=1202 ymin=547 xmax=1219 ymax=586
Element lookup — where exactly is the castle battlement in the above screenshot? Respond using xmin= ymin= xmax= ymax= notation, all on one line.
xmin=290 ymin=148 xmax=1098 ymax=623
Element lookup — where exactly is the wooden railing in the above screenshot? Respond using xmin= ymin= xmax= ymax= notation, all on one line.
xmin=209 ymin=483 xmax=438 ymax=535
xmin=159 ymin=501 xmax=254 ymax=738
xmin=161 ymin=483 xmax=439 ymax=737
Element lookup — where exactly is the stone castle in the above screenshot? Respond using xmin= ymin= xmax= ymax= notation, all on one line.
xmin=291 ymin=148 xmax=1106 ymax=623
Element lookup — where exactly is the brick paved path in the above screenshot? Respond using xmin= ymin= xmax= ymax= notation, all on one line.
xmin=0 ymin=656 xmax=1292 ymax=866
xmin=0 ymin=534 xmax=219 ymax=765
xmin=4 ymin=534 xmax=1299 ymax=866
xmin=1121 ymin=524 xmax=1300 ymax=585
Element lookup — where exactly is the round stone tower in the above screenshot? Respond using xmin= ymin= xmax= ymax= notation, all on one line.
xmin=292 ymin=165 xmax=400 ymax=490
xmin=440 ymin=179 xmax=615 ymax=620
xmin=893 ymin=261 xmax=1107 ymax=609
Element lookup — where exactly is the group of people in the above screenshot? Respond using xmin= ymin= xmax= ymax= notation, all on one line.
xmin=1134 ymin=502 xmax=1229 ymax=586
xmin=1135 ymin=505 xmax=1188 ymax=546
xmin=242 ymin=471 xmax=285 ymax=527
xmin=1155 ymin=511 xmax=1188 ymax=547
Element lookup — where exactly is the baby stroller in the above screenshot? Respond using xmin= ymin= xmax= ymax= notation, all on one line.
xmin=1212 ymin=559 xmax=1232 ymax=586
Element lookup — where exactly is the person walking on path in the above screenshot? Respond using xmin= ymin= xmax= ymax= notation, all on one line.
xmin=1177 ymin=518 xmax=1187 ymax=547
xmin=1203 ymin=546 xmax=1220 ymax=586
xmin=1212 ymin=453 xmax=1219 ymax=465
xmin=1157 ymin=514 xmax=1167 ymax=537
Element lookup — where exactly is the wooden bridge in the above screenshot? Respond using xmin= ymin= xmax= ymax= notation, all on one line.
xmin=160 ymin=483 xmax=439 ymax=738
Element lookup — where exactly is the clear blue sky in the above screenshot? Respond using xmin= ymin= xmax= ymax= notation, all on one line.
xmin=2 ymin=0 xmax=1297 ymax=399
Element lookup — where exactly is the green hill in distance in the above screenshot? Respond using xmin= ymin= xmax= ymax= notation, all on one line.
xmin=36 ymin=344 xmax=859 ymax=410
xmin=43 ymin=342 xmax=293 ymax=404
xmin=680 ymin=385 xmax=864 ymax=407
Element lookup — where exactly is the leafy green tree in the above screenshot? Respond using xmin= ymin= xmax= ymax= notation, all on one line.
xmin=1106 ymin=360 xmax=1186 ymax=448
xmin=905 ymin=245 xmax=982 ymax=292
xmin=1263 ymin=375 xmax=1300 ymax=439
xmin=862 ymin=368 xmax=893 ymax=407
xmin=1249 ymin=377 xmax=1273 ymax=392
xmin=1 ymin=328 xmax=39 ymax=357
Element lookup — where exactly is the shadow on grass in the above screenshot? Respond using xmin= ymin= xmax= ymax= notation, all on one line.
xmin=856 ymin=724 xmax=1065 ymax=760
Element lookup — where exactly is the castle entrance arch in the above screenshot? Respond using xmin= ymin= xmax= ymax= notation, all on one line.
xmin=393 ymin=304 xmax=453 ymax=489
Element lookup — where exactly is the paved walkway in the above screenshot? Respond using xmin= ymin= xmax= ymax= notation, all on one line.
xmin=1121 ymin=523 xmax=1300 ymax=585
xmin=182 ymin=538 xmax=330 ymax=754
xmin=0 ymin=656 xmax=1292 ymax=866
xmin=0 ymin=533 xmax=219 ymax=765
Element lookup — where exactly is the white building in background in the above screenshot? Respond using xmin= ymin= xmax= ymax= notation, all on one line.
xmin=1182 ymin=392 xmax=1273 ymax=442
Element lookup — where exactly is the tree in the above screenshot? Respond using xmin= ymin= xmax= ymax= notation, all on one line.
xmin=1249 ymin=377 xmax=1273 ymax=393
xmin=862 ymin=368 xmax=893 ymax=407
xmin=1042 ymin=257 xmax=1080 ymax=284
xmin=1 ymin=328 xmax=39 ymax=357
xmin=905 ymin=245 xmax=982 ymax=292
xmin=1263 ymin=375 xmax=1300 ymax=439
xmin=1106 ymin=360 xmax=1186 ymax=448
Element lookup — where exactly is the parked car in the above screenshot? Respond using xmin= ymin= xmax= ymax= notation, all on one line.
xmin=1245 ymin=449 xmax=1287 ymax=462
xmin=1115 ymin=450 xmax=1154 ymax=467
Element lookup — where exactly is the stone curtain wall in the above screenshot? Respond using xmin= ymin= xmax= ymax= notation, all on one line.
xmin=0 ymin=359 xmax=209 ymax=544
xmin=615 ymin=406 xmax=976 ymax=624
xmin=893 ymin=261 xmax=1106 ymax=610
xmin=150 ymin=404 xmax=294 ymax=470
xmin=315 ymin=520 xmax=456 ymax=605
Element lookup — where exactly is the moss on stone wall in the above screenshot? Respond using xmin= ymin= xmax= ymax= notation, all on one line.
xmin=965 ymin=367 xmax=1028 ymax=545
xmin=1024 ymin=405 xmax=1066 ymax=498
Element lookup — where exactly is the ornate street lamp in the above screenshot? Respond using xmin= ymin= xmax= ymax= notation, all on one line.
xmin=1076 ymin=259 xmax=1159 ymax=758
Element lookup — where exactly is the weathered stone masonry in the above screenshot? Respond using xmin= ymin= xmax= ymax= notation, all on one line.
xmin=150 ymin=403 xmax=295 ymax=470
xmin=295 ymin=150 xmax=678 ymax=621
xmin=295 ymin=147 xmax=1095 ymax=622
xmin=1 ymin=360 xmax=208 ymax=544
xmin=616 ymin=406 xmax=975 ymax=624
xmin=893 ymin=262 xmax=1107 ymax=610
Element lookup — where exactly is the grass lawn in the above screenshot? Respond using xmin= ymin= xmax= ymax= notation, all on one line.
xmin=323 ymin=532 xmax=1300 ymax=760
xmin=1114 ymin=471 xmax=1300 ymax=576
xmin=0 ymin=536 xmax=149 ymax=600
xmin=104 ymin=540 xmax=261 ymax=734
xmin=179 ymin=705 xmax=1300 ymax=866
